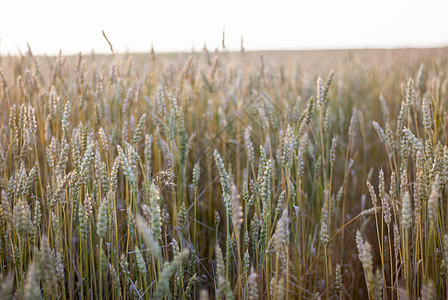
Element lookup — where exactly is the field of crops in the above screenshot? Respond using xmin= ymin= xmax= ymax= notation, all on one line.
xmin=0 ymin=46 xmax=447 ymax=299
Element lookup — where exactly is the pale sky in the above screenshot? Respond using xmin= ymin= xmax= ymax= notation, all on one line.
xmin=1 ymin=0 xmax=447 ymax=55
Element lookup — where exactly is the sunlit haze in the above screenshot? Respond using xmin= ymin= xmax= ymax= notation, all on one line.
xmin=1 ymin=0 xmax=448 ymax=55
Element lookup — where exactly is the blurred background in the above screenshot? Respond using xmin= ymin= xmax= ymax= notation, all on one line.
xmin=1 ymin=0 xmax=447 ymax=55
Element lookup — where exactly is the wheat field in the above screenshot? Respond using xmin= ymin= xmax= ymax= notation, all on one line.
xmin=0 ymin=46 xmax=447 ymax=299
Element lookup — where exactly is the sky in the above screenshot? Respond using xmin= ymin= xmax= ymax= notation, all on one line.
xmin=1 ymin=0 xmax=448 ymax=55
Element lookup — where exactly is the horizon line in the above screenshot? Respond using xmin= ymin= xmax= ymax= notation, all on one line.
xmin=2 ymin=44 xmax=448 ymax=57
